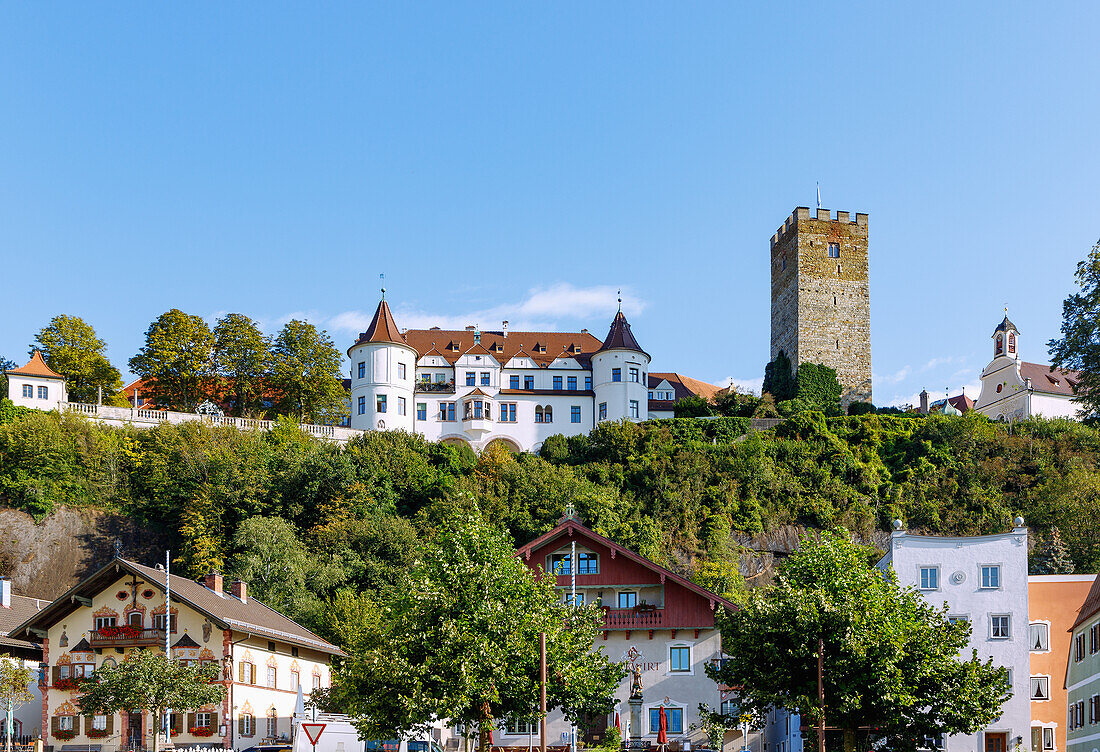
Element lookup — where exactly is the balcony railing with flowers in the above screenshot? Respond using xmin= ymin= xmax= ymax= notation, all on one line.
xmin=415 ymin=381 xmax=456 ymax=394
xmin=89 ymin=626 xmax=166 ymax=648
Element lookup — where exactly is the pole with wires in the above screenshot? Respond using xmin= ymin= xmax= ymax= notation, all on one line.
xmin=164 ymin=550 xmax=172 ymax=746
xmin=570 ymin=540 xmax=576 ymax=752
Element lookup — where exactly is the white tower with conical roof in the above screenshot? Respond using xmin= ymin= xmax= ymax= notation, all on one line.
xmin=591 ymin=298 xmax=650 ymax=423
xmin=347 ymin=290 xmax=418 ymax=433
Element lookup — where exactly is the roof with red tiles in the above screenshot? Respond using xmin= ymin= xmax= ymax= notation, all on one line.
xmin=1072 ymin=574 xmax=1100 ymax=630
xmin=1020 ymin=362 xmax=1082 ymax=397
xmin=648 ymin=372 xmax=722 ymax=403
xmin=5 ymin=350 xmax=65 ymax=380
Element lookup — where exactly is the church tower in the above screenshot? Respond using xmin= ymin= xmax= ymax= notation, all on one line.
xmin=770 ymin=207 xmax=872 ymax=406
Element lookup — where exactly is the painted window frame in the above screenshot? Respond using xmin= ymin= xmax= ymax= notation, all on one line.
xmin=919 ymin=566 xmax=939 ymax=591
xmin=668 ymin=644 xmax=692 ymax=674
xmin=1030 ymin=675 xmax=1050 ymax=701
xmin=980 ymin=564 xmax=1002 ymax=589
xmin=990 ymin=614 xmax=1011 ymax=640
xmin=1029 ymin=622 xmax=1051 ymax=652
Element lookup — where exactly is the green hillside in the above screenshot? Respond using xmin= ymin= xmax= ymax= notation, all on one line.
xmin=2 ymin=403 xmax=1096 ymax=639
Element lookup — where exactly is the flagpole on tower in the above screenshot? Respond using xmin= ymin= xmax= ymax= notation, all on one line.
xmin=816 ymin=182 xmax=821 ymax=209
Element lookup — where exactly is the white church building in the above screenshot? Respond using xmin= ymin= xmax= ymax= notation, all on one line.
xmin=346 ymin=294 xmax=717 ymax=453
xmin=973 ymin=315 xmax=1082 ymax=422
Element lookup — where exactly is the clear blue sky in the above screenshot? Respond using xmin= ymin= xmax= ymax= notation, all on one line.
xmin=3 ymin=3 xmax=1099 ymax=406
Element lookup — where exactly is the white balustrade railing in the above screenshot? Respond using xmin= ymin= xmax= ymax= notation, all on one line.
xmin=59 ymin=402 xmax=362 ymax=444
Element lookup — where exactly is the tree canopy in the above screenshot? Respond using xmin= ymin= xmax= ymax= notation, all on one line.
xmin=1049 ymin=238 xmax=1100 ymax=417
xmin=33 ymin=315 xmax=122 ymax=403
xmin=333 ymin=511 xmax=623 ymax=752
xmin=269 ymin=320 xmax=348 ymax=423
xmin=0 ymin=658 xmax=33 ymax=752
xmin=212 ymin=313 xmax=269 ymax=417
xmin=129 ymin=309 xmax=215 ymax=411
xmin=710 ymin=530 xmax=1008 ymax=752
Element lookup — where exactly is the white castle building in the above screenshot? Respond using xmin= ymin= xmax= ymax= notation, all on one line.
xmin=347 ymin=294 xmax=718 ymax=452
xmin=973 ymin=315 xmax=1081 ymax=422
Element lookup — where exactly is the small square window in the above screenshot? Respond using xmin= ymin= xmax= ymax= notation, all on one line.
xmin=1030 ymin=623 xmax=1050 ymax=652
xmin=510 ymin=375 xmax=520 ymax=389
xmin=617 ymin=592 xmax=637 ymax=608
xmin=669 ymin=646 xmax=691 ymax=672
xmin=571 ymin=406 xmax=581 ymax=423
xmin=416 ymin=403 xmax=427 ymax=420
xmin=1030 ymin=676 xmax=1050 ymax=701
xmin=981 ymin=565 xmax=1000 ymax=589
xmin=37 ymin=386 xmax=48 ymax=399
xmin=553 ymin=376 xmax=563 ymax=390
xmin=919 ymin=567 xmax=938 ymax=590
xmin=376 ymin=395 xmax=387 ymax=413
xmin=991 ymin=615 xmax=1011 ymax=639
xmin=21 ymin=384 xmax=32 ymax=398
xmin=466 ymin=372 xmax=476 ymax=386
xmin=612 ymin=368 xmax=622 ymax=382
xmin=524 ymin=376 xmax=535 ymax=390
xmin=480 ymin=372 xmax=490 ymax=386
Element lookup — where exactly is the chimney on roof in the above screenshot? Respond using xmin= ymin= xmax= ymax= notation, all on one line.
xmin=204 ymin=571 xmax=223 ymax=595
xmin=502 ymin=321 xmax=508 ymax=339
xmin=581 ymin=328 xmax=588 ymax=335
xmin=231 ymin=579 xmax=247 ymax=603
xmin=0 ymin=578 xmax=10 ymax=609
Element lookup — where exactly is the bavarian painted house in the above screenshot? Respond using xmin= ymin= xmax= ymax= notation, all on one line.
xmin=11 ymin=557 xmax=342 ymax=752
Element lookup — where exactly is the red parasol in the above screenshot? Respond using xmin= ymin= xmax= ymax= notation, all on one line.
xmin=657 ymin=707 xmax=668 ymax=747
xmin=615 ymin=712 xmax=621 ymax=733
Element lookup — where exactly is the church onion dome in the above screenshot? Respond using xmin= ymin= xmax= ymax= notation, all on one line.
xmin=172 ymin=633 xmax=201 ymax=649
xmin=993 ymin=315 xmax=1018 ymax=335
xmin=348 ymin=298 xmax=408 ymax=354
xmin=595 ymin=311 xmax=648 ymax=357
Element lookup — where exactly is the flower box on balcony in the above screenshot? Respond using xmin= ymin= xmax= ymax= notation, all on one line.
xmin=189 ymin=727 xmax=214 ymax=737
xmin=54 ymin=730 xmax=77 ymax=741
xmin=53 ymin=678 xmax=81 ymax=691
xmin=96 ymin=625 xmax=143 ymax=639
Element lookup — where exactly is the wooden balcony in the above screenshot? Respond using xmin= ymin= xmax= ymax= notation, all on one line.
xmin=88 ymin=627 xmax=167 ymax=648
xmin=603 ymin=607 xmax=663 ymax=629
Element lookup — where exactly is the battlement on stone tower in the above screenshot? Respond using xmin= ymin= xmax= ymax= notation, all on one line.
xmin=770 ymin=207 xmax=869 ymax=248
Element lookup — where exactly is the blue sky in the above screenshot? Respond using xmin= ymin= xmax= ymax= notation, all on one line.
xmin=3 ymin=3 xmax=1099 ymax=406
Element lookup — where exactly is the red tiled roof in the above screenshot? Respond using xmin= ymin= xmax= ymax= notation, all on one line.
xmin=5 ymin=350 xmax=65 ymax=380
xmin=357 ymin=299 xmax=407 ymax=347
xmin=397 ymin=329 xmax=604 ymax=368
xmin=596 ymin=311 xmax=647 ymax=356
xmin=1020 ymin=362 xmax=1082 ymax=397
xmin=648 ymin=372 xmax=722 ymax=402
xmin=1072 ymin=574 xmax=1100 ymax=630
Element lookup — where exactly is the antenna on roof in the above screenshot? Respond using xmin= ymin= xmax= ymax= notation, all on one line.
xmin=380 ymin=273 xmax=386 ymax=301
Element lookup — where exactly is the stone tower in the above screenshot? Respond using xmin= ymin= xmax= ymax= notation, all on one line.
xmin=770 ymin=206 xmax=871 ymax=406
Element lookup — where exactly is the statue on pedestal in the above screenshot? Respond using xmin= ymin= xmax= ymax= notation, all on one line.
xmin=629 ymin=664 xmax=643 ymax=699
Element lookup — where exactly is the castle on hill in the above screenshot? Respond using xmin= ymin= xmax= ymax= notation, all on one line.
xmin=345 ymin=294 xmax=719 ymax=453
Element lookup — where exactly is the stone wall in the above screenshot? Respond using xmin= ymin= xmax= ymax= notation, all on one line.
xmin=770 ymin=207 xmax=872 ymax=406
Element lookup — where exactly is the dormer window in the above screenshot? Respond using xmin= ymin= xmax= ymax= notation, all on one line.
xmin=549 ymin=551 xmax=598 ymax=575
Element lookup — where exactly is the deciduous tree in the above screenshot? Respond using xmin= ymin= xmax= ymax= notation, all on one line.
xmin=763 ymin=350 xmax=795 ymax=401
xmin=129 ymin=310 xmax=214 ymax=411
xmin=1049 ymin=239 xmax=1100 ymax=417
xmin=710 ymin=530 xmax=1009 ymax=752
xmin=212 ymin=314 xmax=269 ymax=417
xmin=334 ymin=512 xmax=624 ymax=752
xmin=269 ymin=320 xmax=348 ymax=423
xmin=77 ymin=651 xmax=224 ymax=752
xmin=0 ymin=658 xmax=33 ymax=752
xmin=33 ymin=316 xmax=122 ymax=403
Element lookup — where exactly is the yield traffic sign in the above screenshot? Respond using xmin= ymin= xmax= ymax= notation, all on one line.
xmin=302 ymin=723 xmax=327 ymax=746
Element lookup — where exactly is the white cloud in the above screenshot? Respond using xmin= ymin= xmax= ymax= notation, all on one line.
xmin=873 ymin=365 xmax=911 ymax=385
xmin=722 ymin=376 xmax=763 ymax=396
xmin=921 ymin=356 xmax=966 ymax=372
xmin=326 ymin=284 xmax=645 ymax=335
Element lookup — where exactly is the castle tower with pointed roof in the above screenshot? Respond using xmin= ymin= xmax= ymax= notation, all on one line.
xmin=592 ymin=307 xmax=651 ymax=424
xmin=346 ymin=293 xmax=418 ymax=433
xmin=770 ymin=207 xmax=871 ymax=406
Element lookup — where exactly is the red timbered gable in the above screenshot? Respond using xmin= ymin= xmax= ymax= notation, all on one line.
xmin=516 ymin=516 xmax=735 ymax=638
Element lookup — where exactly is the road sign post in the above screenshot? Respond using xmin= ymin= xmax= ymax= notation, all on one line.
xmin=302 ymin=722 xmax=326 ymax=752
